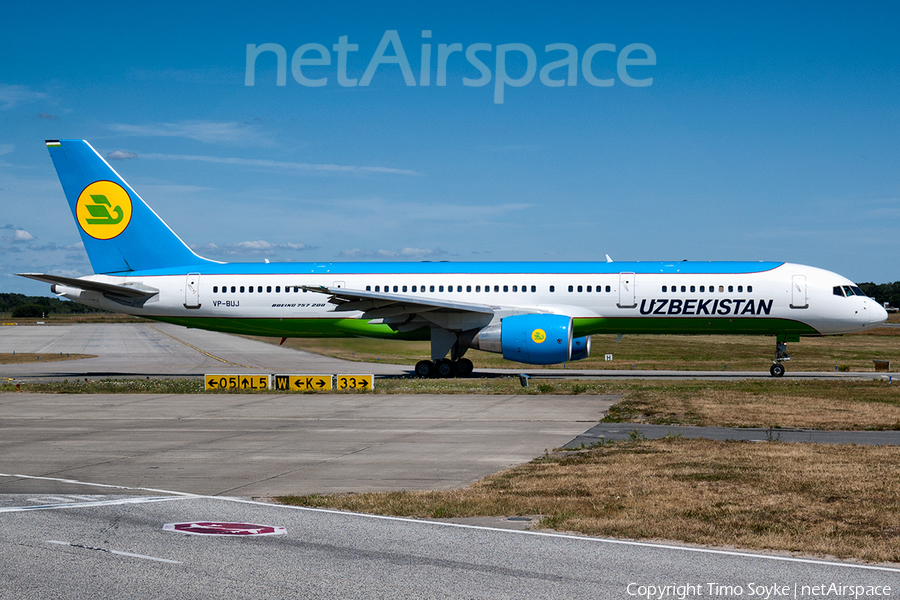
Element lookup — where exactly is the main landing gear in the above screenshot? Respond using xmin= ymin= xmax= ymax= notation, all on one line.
xmin=415 ymin=358 xmax=474 ymax=378
xmin=770 ymin=340 xmax=791 ymax=377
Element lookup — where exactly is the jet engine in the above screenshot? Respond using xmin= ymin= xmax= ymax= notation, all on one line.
xmin=468 ymin=314 xmax=591 ymax=365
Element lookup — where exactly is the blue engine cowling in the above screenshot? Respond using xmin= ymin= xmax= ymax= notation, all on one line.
xmin=466 ymin=314 xmax=592 ymax=365
xmin=500 ymin=314 xmax=592 ymax=365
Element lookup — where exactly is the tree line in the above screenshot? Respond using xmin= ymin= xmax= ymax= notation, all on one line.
xmin=0 ymin=293 xmax=109 ymax=316
xmin=858 ymin=282 xmax=900 ymax=308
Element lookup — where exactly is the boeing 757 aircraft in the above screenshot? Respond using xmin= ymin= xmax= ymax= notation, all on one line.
xmin=20 ymin=140 xmax=888 ymax=377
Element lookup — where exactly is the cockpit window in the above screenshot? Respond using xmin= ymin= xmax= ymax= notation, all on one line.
xmin=835 ymin=285 xmax=868 ymax=298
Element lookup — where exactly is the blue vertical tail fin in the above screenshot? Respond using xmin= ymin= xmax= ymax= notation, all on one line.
xmin=45 ymin=139 xmax=214 ymax=274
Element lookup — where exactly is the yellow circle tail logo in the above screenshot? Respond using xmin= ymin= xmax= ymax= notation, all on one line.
xmin=76 ymin=181 xmax=133 ymax=240
xmin=531 ymin=328 xmax=547 ymax=344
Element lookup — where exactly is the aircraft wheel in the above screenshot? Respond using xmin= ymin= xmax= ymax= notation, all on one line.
xmin=436 ymin=359 xmax=455 ymax=378
xmin=770 ymin=363 xmax=786 ymax=377
xmin=415 ymin=360 xmax=436 ymax=378
xmin=455 ymin=358 xmax=474 ymax=377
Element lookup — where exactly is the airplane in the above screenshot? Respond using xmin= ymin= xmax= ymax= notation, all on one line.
xmin=20 ymin=139 xmax=888 ymax=378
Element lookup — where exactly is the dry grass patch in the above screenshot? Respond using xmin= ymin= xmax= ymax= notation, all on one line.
xmin=604 ymin=380 xmax=900 ymax=430
xmin=0 ymin=352 xmax=95 ymax=364
xmin=280 ymin=439 xmax=900 ymax=563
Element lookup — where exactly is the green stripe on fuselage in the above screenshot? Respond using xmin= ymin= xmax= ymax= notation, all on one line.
xmin=149 ymin=315 xmax=819 ymax=340
xmin=150 ymin=316 xmax=430 ymax=340
xmin=571 ymin=317 xmax=820 ymax=337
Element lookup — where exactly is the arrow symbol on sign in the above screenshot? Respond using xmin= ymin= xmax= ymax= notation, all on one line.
xmin=316 ymin=379 xmax=325 ymax=388
xmin=240 ymin=377 xmax=249 ymax=387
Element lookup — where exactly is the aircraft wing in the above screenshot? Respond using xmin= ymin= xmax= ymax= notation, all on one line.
xmin=301 ymin=285 xmax=497 ymax=333
xmin=302 ymin=285 xmax=496 ymax=316
xmin=17 ymin=273 xmax=159 ymax=300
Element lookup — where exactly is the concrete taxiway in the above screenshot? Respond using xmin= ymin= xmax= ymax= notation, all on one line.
xmin=0 ymin=392 xmax=613 ymax=496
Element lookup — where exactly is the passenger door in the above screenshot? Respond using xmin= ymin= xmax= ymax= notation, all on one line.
xmin=790 ymin=275 xmax=808 ymax=309
xmin=184 ymin=273 xmax=201 ymax=309
xmin=617 ymin=272 xmax=636 ymax=308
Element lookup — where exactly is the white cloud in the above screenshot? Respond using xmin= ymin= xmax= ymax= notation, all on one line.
xmin=192 ymin=240 xmax=311 ymax=257
xmin=107 ymin=150 xmax=137 ymax=160
xmin=0 ymin=84 xmax=47 ymax=110
xmin=341 ymin=247 xmax=448 ymax=259
xmin=14 ymin=229 xmax=34 ymax=241
xmin=139 ymin=152 xmax=419 ymax=176
xmin=110 ymin=120 xmax=273 ymax=145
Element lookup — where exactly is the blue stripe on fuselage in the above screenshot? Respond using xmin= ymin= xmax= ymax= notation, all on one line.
xmin=115 ymin=261 xmax=784 ymax=278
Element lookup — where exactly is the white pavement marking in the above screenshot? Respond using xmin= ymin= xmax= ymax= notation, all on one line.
xmin=0 ymin=496 xmax=187 ymax=513
xmin=47 ymin=540 xmax=181 ymax=564
xmin=4 ymin=471 xmax=899 ymax=574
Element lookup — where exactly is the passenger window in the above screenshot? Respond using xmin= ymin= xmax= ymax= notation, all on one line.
xmin=513 ymin=286 xmax=518 ymax=292
xmin=662 ymin=285 xmax=667 ymax=292
xmin=412 ymin=286 xmax=417 ymax=292
xmin=494 ymin=285 xmax=499 ymax=292
xmin=738 ymin=285 xmax=743 ymax=292
xmin=718 ymin=286 xmax=724 ymax=292
xmin=393 ymin=286 xmax=398 ymax=292
xmin=267 ymin=286 xmax=272 ymax=293
xmin=503 ymin=285 xmax=509 ymax=292
xmin=577 ymin=285 xmax=583 ymax=292
xmin=699 ymin=286 xmax=704 ymax=292
xmin=475 ymin=285 xmax=480 ymax=292
xmin=240 ymin=286 xmax=245 ymax=293
xmin=690 ymin=286 xmax=695 ymax=293
xmin=249 ymin=286 xmax=253 ymax=293
xmin=748 ymin=285 xmax=753 ymax=292
xmin=258 ymin=286 xmax=262 ymax=293
xmin=681 ymin=286 xmax=686 ymax=292
xmin=439 ymin=285 xmax=444 ymax=292
xmin=568 ymin=285 xmax=573 ymax=292
xmin=466 ymin=285 xmax=472 ymax=292
xmin=213 ymin=286 xmax=218 ymax=293
xmin=550 ymin=285 xmax=555 ymax=292
xmin=728 ymin=285 xmax=734 ymax=292
xmin=587 ymin=286 xmax=592 ymax=292
xmin=374 ymin=285 xmax=379 ymax=292
xmin=605 ymin=285 xmax=611 ymax=292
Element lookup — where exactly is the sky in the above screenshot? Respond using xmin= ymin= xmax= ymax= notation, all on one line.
xmin=2 ymin=1 xmax=899 ymax=296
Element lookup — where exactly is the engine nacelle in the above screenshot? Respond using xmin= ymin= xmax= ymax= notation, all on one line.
xmin=468 ymin=314 xmax=591 ymax=365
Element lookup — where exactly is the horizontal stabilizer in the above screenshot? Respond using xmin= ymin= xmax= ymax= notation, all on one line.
xmin=17 ymin=273 xmax=158 ymax=299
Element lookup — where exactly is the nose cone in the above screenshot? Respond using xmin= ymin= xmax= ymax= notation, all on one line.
xmin=870 ymin=300 xmax=889 ymax=325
